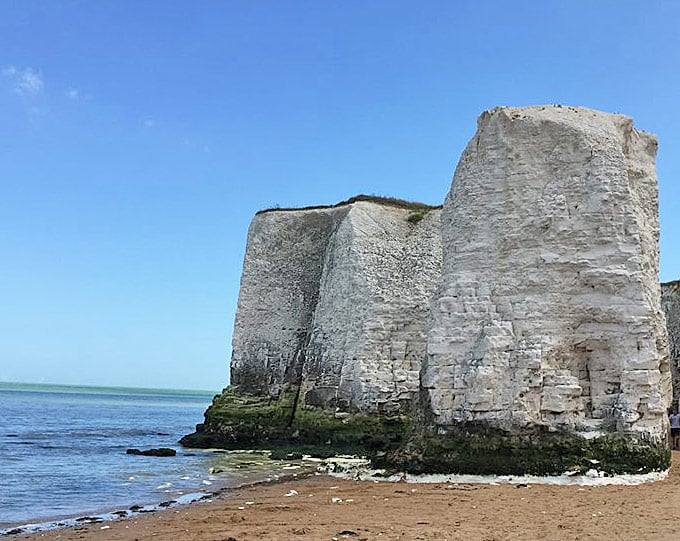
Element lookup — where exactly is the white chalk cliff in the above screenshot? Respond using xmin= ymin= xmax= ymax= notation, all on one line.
xmin=231 ymin=199 xmax=442 ymax=415
xmin=424 ymin=106 xmax=670 ymax=441
xmin=188 ymin=106 xmax=672 ymax=473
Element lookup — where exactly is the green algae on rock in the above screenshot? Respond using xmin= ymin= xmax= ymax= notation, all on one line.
xmin=182 ymin=389 xmax=670 ymax=475
xmin=180 ymin=387 xmax=411 ymax=458
xmin=378 ymin=428 xmax=670 ymax=476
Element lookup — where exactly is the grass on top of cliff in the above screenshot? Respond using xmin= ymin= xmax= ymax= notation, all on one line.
xmin=256 ymin=194 xmax=442 ymax=215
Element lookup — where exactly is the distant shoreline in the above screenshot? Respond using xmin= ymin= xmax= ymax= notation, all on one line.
xmin=0 ymin=381 xmax=218 ymax=397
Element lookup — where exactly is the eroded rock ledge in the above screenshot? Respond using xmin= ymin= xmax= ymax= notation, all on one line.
xmin=662 ymin=280 xmax=680 ymax=407
xmin=182 ymin=106 xmax=672 ymax=475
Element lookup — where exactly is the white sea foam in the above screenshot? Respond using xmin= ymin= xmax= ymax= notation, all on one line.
xmin=322 ymin=457 xmax=669 ymax=486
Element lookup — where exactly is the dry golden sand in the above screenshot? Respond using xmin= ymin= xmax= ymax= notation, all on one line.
xmin=17 ymin=451 xmax=680 ymax=541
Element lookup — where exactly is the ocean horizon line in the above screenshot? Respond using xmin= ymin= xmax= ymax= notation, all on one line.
xmin=0 ymin=380 xmax=220 ymax=396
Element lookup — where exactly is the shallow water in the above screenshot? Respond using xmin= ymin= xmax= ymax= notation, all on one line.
xmin=0 ymin=383 xmax=295 ymax=529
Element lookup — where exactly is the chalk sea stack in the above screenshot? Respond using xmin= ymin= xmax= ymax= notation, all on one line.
xmin=182 ymin=106 xmax=672 ymax=475
xmin=181 ymin=197 xmax=443 ymax=454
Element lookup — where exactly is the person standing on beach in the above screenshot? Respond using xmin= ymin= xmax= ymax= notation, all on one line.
xmin=669 ymin=410 xmax=680 ymax=450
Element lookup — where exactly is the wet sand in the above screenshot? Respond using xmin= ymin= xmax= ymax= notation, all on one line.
xmin=14 ymin=452 xmax=680 ymax=541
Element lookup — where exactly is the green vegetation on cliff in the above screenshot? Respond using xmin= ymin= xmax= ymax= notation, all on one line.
xmin=179 ymin=388 xmax=411 ymax=457
xmin=380 ymin=425 xmax=670 ymax=476
xmin=181 ymin=389 xmax=669 ymax=475
xmin=256 ymin=194 xmax=442 ymax=215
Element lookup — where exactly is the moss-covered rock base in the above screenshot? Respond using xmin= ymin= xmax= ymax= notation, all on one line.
xmin=379 ymin=424 xmax=670 ymax=476
xmin=179 ymin=388 xmax=411 ymax=458
xmin=181 ymin=390 xmax=669 ymax=476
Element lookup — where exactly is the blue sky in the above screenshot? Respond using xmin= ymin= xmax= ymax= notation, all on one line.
xmin=1 ymin=1 xmax=678 ymax=390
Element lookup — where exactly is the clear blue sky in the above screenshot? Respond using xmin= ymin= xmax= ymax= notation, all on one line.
xmin=1 ymin=1 xmax=678 ymax=391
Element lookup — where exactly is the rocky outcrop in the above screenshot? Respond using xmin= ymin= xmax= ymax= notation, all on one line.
xmin=662 ymin=280 xmax=680 ymax=409
xmin=424 ymin=106 xmax=671 ymax=442
xmin=180 ymin=197 xmax=442 ymax=452
xmin=231 ymin=198 xmax=442 ymax=415
xmin=183 ymin=106 xmax=671 ymax=475
xmin=229 ymin=205 xmax=345 ymax=398
xmin=125 ymin=448 xmax=176 ymax=457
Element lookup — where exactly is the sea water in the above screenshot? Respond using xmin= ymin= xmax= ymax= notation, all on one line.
xmin=0 ymin=382 xmax=297 ymax=530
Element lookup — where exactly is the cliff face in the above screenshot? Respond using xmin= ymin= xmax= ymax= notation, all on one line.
xmin=231 ymin=199 xmax=442 ymax=415
xmin=662 ymin=281 xmax=680 ymax=409
xmin=425 ymin=106 xmax=671 ymax=442
xmin=183 ymin=106 xmax=671 ymax=475
xmin=230 ymin=206 xmax=346 ymax=397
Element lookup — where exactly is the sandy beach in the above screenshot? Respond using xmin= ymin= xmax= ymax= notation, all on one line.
xmin=10 ymin=451 xmax=680 ymax=541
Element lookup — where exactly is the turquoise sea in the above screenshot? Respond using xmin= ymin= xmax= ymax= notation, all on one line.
xmin=0 ymin=382 xmax=298 ymax=534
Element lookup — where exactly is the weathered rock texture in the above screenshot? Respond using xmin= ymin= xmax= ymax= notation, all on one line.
xmin=662 ymin=280 xmax=680 ymax=409
xmin=424 ymin=106 xmax=671 ymax=442
xmin=232 ymin=198 xmax=442 ymax=415
xmin=184 ymin=106 xmax=671 ymax=475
